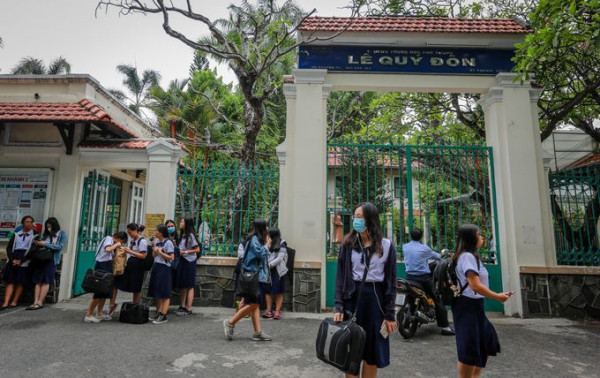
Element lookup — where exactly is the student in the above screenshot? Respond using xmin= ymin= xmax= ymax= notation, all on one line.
xmin=224 ymin=219 xmax=272 ymax=341
xmin=334 ymin=202 xmax=398 ymax=378
xmin=27 ymin=217 xmax=67 ymax=310
xmin=175 ymin=218 xmax=201 ymax=316
xmin=114 ymin=223 xmax=148 ymax=304
xmin=452 ymin=224 xmax=513 ymax=378
xmin=2 ymin=216 xmax=36 ymax=310
xmin=84 ymin=231 xmax=128 ymax=323
xmin=148 ymin=224 xmax=175 ymax=324
xmin=403 ymin=227 xmax=454 ymax=335
xmin=262 ymin=227 xmax=288 ymax=320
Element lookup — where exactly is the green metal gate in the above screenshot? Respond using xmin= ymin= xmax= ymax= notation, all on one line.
xmin=72 ymin=172 xmax=119 ymax=296
xmin=325 ymin=138 xmax=503 ymax=311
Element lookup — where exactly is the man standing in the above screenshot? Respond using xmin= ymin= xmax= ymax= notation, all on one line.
xmin=403 ymin=227 xmax=454 ymax=336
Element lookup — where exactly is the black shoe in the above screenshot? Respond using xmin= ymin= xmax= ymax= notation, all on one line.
xmin=441 ymin=328 xmax=456 ymax=336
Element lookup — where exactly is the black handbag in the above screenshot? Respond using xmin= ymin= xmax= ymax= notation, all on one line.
xmin=119 ymin=302 xmax=149 ymax=324
xmin=28 ymin=247 xmax=54 ymax=264
xmin=235 ymin=241 xmax=260 ymax=299
xmin=316 ymin=249 xmax=369 ymax=376
xmin=81 ymin=269 xmax=114 ymax=297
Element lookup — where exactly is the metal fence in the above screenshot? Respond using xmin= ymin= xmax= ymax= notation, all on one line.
xmin=326 ymin=138 xmax=499 ymax=262
xmin=176 ymin=160 xmax=279 ymax=256
xmin=549 ymin=164 xmax=600 ymax=266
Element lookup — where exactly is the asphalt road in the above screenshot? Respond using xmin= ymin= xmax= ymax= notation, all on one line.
xmin=1 ymin=295 xmax=599 ymax=378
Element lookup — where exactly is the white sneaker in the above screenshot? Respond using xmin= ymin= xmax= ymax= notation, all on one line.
xmin=97 ymin=314 xmax=112 ymax=321
xmin=223 ymin=319 xmax=235 ymax=340
xmin=84 ymin=315 xmax=101 ymax=323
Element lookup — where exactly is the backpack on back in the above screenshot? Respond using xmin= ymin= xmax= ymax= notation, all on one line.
xmin=437 ymin=258 xmax=466 ymax=306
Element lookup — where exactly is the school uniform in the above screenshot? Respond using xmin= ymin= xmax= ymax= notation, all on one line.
xmin=452 ymin=252 xmax=501 ymax=368
xmin=3 ymin=229 xmax=36 ymax=285
xmin=240 ymin=235 xmax=269 ymax=305
xmin=148 ymin=238 xmax=174 ymax=299
xmin=335 ymin=238 xmax=397 ymax=369
xmin=175 ymin=234 xmax=199 ymax=289
xmin=116 ymin=237 xmax=148 ymax=293
xmin=93 ymin=237 xmax=115 ymax=299
xmin=32 ymin=231 xmax=66 ymax=284
xmin=265 ymin=241 xmax=288 ymax=295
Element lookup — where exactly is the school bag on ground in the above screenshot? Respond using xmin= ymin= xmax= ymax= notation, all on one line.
xmin=119 ymin=302 xmax=149 ymax=324
xmin=81 ymin=237 xmax=114 ymax=296
xmin=315 ymin=250 xmax=368 ymax=376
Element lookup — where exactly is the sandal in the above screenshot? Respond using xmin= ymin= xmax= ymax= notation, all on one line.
xmin=108 ymin=304 xmax=118 ymax=316
xmin=262 ymin=310 xmax=273 ymax=319
xmin=273 ymin=310 xmax=281 ymax=320
xmin=26 ymin=304 xmax=40 ymax=311
xmin=32 ymin=304 xmax=44 ymax=310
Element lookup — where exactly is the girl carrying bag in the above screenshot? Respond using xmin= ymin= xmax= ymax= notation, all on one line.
xmin=235 ymin=240 xmax=260 ymax=300
xmin=315 ymin=250 xmax=368 ymax=376
xmin=81 ymin=237 xmax=114 ymax=296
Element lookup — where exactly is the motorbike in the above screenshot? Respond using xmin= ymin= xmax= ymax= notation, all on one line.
xmin=395 ymin=249 xmax=449 ymax=339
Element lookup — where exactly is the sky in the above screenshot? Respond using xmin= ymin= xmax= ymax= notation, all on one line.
xmin=0 ymin=0 xmax=351 ymax=92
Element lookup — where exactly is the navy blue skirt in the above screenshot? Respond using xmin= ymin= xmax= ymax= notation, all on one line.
xmin=3 ymin=250 xmax=31 ymax=284
xmin=148 ymin=263 xmax=172 ymax=299
xmin=93 ymin=260 xmax=113 ymax=299
xmin=344 ymin=281 xmax=390 ymax=368
xmin=265 ymin=268 xmax=285 ymax=295
xmin=452 ymin=296 xmax=501 ymax=368
xmin=32 ymin=259 xmax=56 ymax=284
xmin=115 ymin=258 xmax=145 ymax=293
xmin=175 ymin=258 xmax=196 ymax=289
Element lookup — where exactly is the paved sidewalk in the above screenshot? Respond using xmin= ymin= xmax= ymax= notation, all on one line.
xmin=1 ymin=295 xmax=599 ymax=378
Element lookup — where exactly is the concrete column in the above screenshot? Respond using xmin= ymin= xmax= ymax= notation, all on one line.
xmin=277 ymin=83 xmax=297 ymax=241
xmin=479 ymin=73 xmax=555 ymax=316
xmin=145 ymin=139 xmax=186 ymax=221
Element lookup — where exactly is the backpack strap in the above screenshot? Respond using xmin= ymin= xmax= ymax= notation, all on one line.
xmin=350 ymin=236 xmax=371 ymax=323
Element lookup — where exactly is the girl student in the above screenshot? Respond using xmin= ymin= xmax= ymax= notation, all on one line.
xmin=28 ymin=217 xmax=67 ymax=310
xmin=147 ymin=224 xmax=175 ymax=325
xmin=452 ymin=224 xmax=513 ymax=378
xmin=2 ymin=215 xmax=36 ymax=310
xmin=175 ymin=218 xmax=201 ymax=316
xmin=84 ymin=231 xmax=128 ymax=323
xmin=262 ymin=227 xmax=288 ymax=320
xmin=334 ymin=202 xmax=398 ymax=378
xmin=224 ymin=219 xmax=272 ymax=341
xmin=114 ymin=223 xmax=148 ymax=305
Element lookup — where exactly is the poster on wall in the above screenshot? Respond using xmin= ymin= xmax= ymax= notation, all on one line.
xmin=0 ymin=169 xmax=53 ymax=239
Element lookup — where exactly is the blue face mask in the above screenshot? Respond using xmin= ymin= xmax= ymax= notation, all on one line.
xmin=352 ymin=218 xmax=367 ymax=233
xmin=167 ymin=227 xmax=176 ymax=234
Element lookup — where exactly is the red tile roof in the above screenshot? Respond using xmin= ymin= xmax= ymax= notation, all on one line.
xmin=298 ymin=16 xmax=530 ymax=34
xmin=79 ymin=140 xmax=152 ymax=149
xmin=0 ymin=99 xmax=138 ymax=137
xmin=569 ymin=153 xmax=600 ymax=169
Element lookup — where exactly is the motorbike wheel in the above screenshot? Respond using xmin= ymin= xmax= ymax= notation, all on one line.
xmin=396 ymin=306 xmax=418 ymax=339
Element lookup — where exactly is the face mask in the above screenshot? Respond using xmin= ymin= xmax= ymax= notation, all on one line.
xmin=167 ymin=227 xmax=176 ymax=234
xmin=353 ymin=218 xmax=367 ymax=233
xmin=46 ymin=226 xmax=52 ymax=232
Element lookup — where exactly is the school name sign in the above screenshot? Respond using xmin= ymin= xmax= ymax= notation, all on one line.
xmin=298 ymin=45 xmax=516 ymax=75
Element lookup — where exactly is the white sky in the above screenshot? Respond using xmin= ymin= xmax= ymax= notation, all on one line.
xmin=0 ymin=0 xmax=351 ymax=91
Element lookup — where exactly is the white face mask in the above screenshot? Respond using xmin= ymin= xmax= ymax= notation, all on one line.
xmin=46 ymin=226 xmax=52 ymax=232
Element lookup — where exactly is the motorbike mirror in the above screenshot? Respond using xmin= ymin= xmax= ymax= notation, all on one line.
xmin=441 ymin=248 xmax=450 ymax=258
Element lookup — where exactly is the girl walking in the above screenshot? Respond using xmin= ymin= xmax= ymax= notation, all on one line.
xmin=147 ymin=224 xmax=175 ymax=324
xmin=84 ymin=231 xmax=128 ymax=323
xmin=224 ymin=219 xmax=272 ymax=341
xmin=262 ymin=227 xmax=288 ymax=320
xmin=28 ymin=217 xmax=67 ymax=310
xmin=333 ymin=202 xmax=398 ymax=378
xmin=175 ymin=218 xmax=201 ymax=316
xmin=452 ymin=224 xmax=513 ymax=378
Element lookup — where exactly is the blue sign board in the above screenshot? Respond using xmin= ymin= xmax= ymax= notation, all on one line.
xmin=298 ymin=45 xmax=516 ymax=75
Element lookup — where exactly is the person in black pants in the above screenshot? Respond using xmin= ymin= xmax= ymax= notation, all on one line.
xmin=402 ymin=227 xmax=454 ymax=335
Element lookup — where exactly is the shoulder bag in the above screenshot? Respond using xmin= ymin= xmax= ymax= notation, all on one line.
xmin=235 ymin=240 xmax=260 ymax=300
xmin=315 ymin=249 xmax=368 ymax=376
xmin=81 ymin=237 xmax=114 ymax=296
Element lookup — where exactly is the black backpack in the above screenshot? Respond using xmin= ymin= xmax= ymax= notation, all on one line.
xmin=437 ymin=258 xmax=469 ymax=306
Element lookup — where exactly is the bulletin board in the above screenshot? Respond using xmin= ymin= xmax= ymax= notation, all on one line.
xmin=0 ymin=168 xmax=53 ymax=240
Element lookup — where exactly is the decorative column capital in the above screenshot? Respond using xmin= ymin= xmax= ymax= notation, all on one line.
xmin=322 ymin=84 xmax=333 ymax=100
xmin=283 ymin=84 xmax=297 ymax=100
xmin=293 ymin=69 xmax=327 ymax=84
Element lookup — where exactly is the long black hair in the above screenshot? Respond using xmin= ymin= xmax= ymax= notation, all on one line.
xmin=42 ymin=217 xmax=61 ymax=239
xmin=247 ymin=219 xmax=268 ymax=244
xmin=268 ymin=227 xmax=282 ymax=252
xmin=179 ymin=218 xmax=198 ymax=248
xmin=452 ymin=224 xmax=481 ymax=266
xmin=342 ymin=202 xmax=383 ymax=256
xmin=156 ymin=224 xmax=169 ymax=239
xmin=165 ymin=219 xmax=178 ymax=243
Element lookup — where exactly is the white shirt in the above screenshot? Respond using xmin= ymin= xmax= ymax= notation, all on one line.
xmin=14 ymin=229 xmax=35 ymax=250
xmin=155 ymin=238 xmax=175 ymax=266
xmin=456 ymin=252 xmax=488 ymax=299
xmin=96 ymin=237 xmax=114 ymax=263
xmin=179 ymin=234 xmax=199 ymax=262
xmin=350 ymin=238 xmax=391 ymax=282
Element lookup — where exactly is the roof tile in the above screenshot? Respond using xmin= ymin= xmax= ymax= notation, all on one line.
xmin=298 ymin=16 xmax=530 ymax=34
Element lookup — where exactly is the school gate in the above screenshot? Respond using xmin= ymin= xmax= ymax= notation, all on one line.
xmin=277 ymin=17 xmax=557 ymax=317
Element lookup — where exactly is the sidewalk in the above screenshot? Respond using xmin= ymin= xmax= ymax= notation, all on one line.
xmin=1 ymin=295 xmax=599 ymax=378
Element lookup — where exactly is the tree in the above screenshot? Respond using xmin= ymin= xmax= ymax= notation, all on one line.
xmin=11 ymin=56 xmax=71 ymax=74
xmin=109 ymin=64 xmax=161 ymax=118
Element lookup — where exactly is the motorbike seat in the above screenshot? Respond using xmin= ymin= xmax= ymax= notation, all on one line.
xmin=406 ymin=279 xmax=427 ymax=292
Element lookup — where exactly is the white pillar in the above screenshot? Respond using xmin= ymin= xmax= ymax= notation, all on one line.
xmin=145 ymin=139 xmax=186 ymax=221
xmin=479 ymin=73 xmax=556 ymax=316
xmin=277 ymin=83 xmax=297 ymax=241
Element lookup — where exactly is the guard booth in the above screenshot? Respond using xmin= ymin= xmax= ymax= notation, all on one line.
xmin=0 ymin=75 xmax=185 ymax=302
xmin=277 ymin=17 xmax=556 ymax=316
